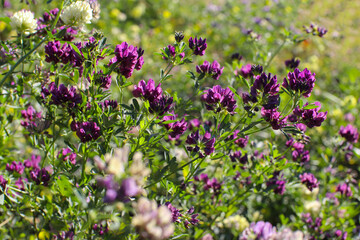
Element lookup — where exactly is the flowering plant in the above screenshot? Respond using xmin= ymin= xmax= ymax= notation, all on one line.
xmin=0 ymin=1 xmax=358 ymax=239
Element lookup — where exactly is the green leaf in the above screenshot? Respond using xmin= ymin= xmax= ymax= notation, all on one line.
xmin=57 ymin=175 xmax=73 ymax=197
xmin=0 ymin=17 xmax=11 ymax=24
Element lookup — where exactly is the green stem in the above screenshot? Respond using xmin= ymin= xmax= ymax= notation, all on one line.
xmin=170 ymin=157 xmax=206 ymax=202
xmin=264 ymin=39 xmax=286 ymax=70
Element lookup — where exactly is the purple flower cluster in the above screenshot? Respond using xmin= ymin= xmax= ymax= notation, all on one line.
xmin=283 ymin=68 xmax=316 ymax=98
xmin=302 ymin=213 xmax=323 ymax=237
xmin=237 ymin=64 xmax=252 ymax=78
xmin=266 ymin=171 xmax=286 ymax=195
xmin=336 ymin=183 xmax=352 ymax=198
xmin=252 ymin=73 xmax=280 ymax=96
xmin=162 ymin=113 xmax=188 ymax=139
xmin=241 ymin=72 xmax=280 ymax=110
xmin=99 ymin=100 xmax=118 ymax=110
xmin=45 ymin=41 xmax=83 ymax=67
xmin=6 ymin=161 xmax=25 ymax=175
xmin=300 ymin=173 xmax=319 ymax=191
xmin=71 ymin=121 xmax=101 ymax=143
xmin=58 ymin=148 xmax=77 ymax=165
xmin=94 ymin=70 xmax=112 ymax=89
xmin=240 ymin=221 xmax=277 ymax=240
xmin=183 ymin=207 xmax=200 ymax=228
xmin=21 ymin=106 xmax=43 ymax=129
xmin=201 ymin=85 xmax=237 ymax=114
xmin=162 ymin=45 xmax=184 ymax=61
xmin=304 ymin=24 xmax=328 ymax=37
xmin=284 ymin=58 xmax=300 ymax=69
xmin=165 ymin=203 xmax=199 ymax=228
xmin=261 ymin=108 xmax=287 ymax=130
xmin=0 ymin=176 xmax=7 ymax=191
xmin=109 ymin=42 xmax=144 ymax=78
xmin=93 ymin=223 xmax=109 ymax=236
xmin=54 ymin=230 xmax=75 ymax=240
xmin=286 ymin=138 xmax=310 ymax=163
xmin=230 ymin=151 xmax=248 ymax=167
xmin=24 ymin=155 xmax=41 ymax=169
xmin=97 ymin=176 xmax=140 ymax=203
xmin=186 ymin=131 xmax=215 ymax=158
xmin=30 ymin=168 xmax=51 ymax=186
xmin=42 ymin=83 xmax=82 ymax=109
xmin=133 ymin=79 xmax=173 ymax=116
xmin=196 ymin=60 xmax=224 ymax=80
xmin=51 ymin=26 xmax=78 ymax=42
xmin=6 ymin=155 xmax=51 ymax=187
xmin=194 ymin=173 xmax=222 ymax=196
xmin=165 ymin=202 xmax=182 ymax=223
xmin=226 ymin=130 xmax=249 ymax=148
xmin=133 ymin=79 xmax=162 ymax=102
xmin=189 ymin=36 xmax=207 ymax=56
xmin=339 ymin=124 xmax=359 ymax=143
xmin=149 ymin=95 xmax=174 ymax=116
xmin=292 ymin=102 xmax=327 ymax=128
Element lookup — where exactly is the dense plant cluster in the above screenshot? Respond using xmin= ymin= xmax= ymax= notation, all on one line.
xmin=0 ymin=0 xmax=359 ymax=239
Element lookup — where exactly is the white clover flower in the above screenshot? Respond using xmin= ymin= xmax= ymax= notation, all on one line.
xmin=304 ymin=200 xmax=321 ymax=216
xmin=10 ymin=10 xmax=37 ymax=34
xmin=61 ymin=1 xmax=93 ymax=26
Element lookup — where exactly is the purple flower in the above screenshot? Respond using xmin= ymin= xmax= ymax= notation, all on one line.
xmin=186 ymin=131 xmax=216 ymax=157
xmin=294 ymin=102 xmax=327 ymax=128
xmin=20 ymin=106 xmax=47 ymax=132
xmin=132 ymin=79 xmax=162 ymax=102
xmin=117 ymin=178 xmax=140 ymax=202
xmin=194 ymin=174 xmax=222 ymax=196
xmin=336 ymin=183 xmax=352 ymax=198
xmin=15 ymin=177 xmax=27 ymax=191
xmin=109 ymin=42 xmax=144 ymax=78
xmin=24 ymin=155 xmax=41 ymax=169
xmin=162 ymin=45 xmax=176 ymax=60
xmin=252 ymin=72 xmax=279 ymax=96
xmin=58 ymin=148 xmax=77 ymax=165
xmin=196 ymin=60 xmax=224 ymax=80
xmin=30 ymin=168 xmax=51 ymax=186
xmin=300 ymin=173 xmax=319 ymax=191
xmin=0 ymin=176 xmax=7 ymax=191
xmin=165 ymin=202 xmax=182 ymax=223
xmin=230 ymin=151 xmax=248 ymax=165
xmin=231 ymin=53 xmax=243 ymax=61
xmin=184 ymin=207 xmax=200 ymax=228
xmin=55 ymin=230 xmax=75 ymax=240
xmin=285 ymin=58 xmax=300 ymax=69
xmin=162 ymin=113 xmax=188 ymax=139
xmin=238 ymin=64 xmax=252 ymax=78
xmin=73 ymin=121 xmax=101 ymax=143
xmin=45 ymin=41 xmax=83 ymax=67
xmin=93 ymin=223 xmax=109 ymax=236
xmin=266 ymin=171 xmax=286 ymax=195
xmin=189 ymin=36 xmax=207 ymax=56
xmin=149 ymin=95 xmax=173 ymax=116
xmin=339 ymin=124 xmax=359 ymax=143
xmin=226 ymin=130 xmax=249 ymax=148
xmin=99 ymin=100 xmax=118 ymax=110
xmin=283 ymin=68 xmax=316 ymax=98
xmin=304 ymin=24 xmax=327 ymax=37
xmin=201 ymin=85 xmax=237 ymax=114
xmin=93 ymin=70 xmax=112 ymax=89
xmin=240 ymin=221 xmax=277 ymax=240
xmin=48 ymin=83 xmax=83 ymax=109
xmin=261 ymin=108 xmax=287 ymax=130
xmin=6 ymin=161 xmax=25 ymax=175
